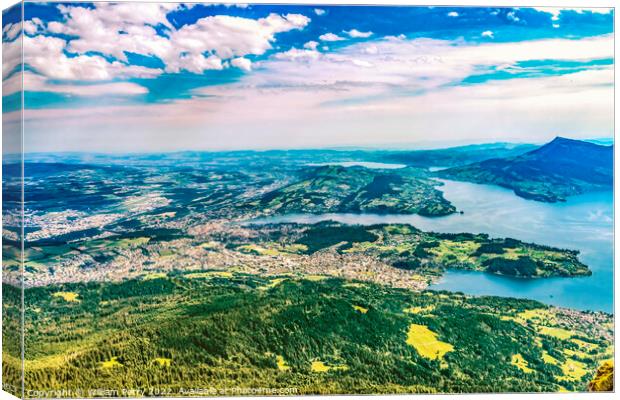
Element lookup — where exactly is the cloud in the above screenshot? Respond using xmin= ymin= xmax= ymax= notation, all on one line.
xmin=535 ymin=7 xmax=562 ymax=21
xmin=4 ymin=71 xmax=148 ymax=97
xmin=314 ymin=8 xmax=326 ymax=16
xmin=319 ymin=32 xmax=345 ymax=41
xmin=233 ymin=34 xmax=613 ymax=105
xmin=164 ymin=13 xmax=310 ymax=73
xmin=533 ymin=7 xmax=613 ymax=22
xmin=7 ymin=27 xmax=145 ymax=87
xmin=506 ymin=11 xmax=520 ymax=23
xmin=344 ymin=29 xmax=373 ymax=38
xmin=24 ymin=67 xmax=612 ymax=152
xmin=2 ymin=23 xmax=21 ymax=41
xmin=447 ymin=11 xmax=459 ymax=17
xmin=23 ymin=35 xmax=163 ymax=80
xmin=10 ymin=5 xmax=614 ymax=152
xmin=274 ymin=48 xmax=320 ymax=62
xmin=20 ymin=32 xmax=613 ymax=151
xmin=41 ymin=3 xmax=311 ymax=76
xmin=2 ymin=32 xmax=22 ymax=79
xmin=303 ymin=40 xmax=319 ymax=50
xmin=231 ymin=57 xmax=252 ymax=72
xmin=23 ymin=17 xmax=45 ymax=35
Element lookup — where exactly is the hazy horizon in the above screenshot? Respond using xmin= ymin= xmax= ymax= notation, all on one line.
xmin=1 ymin=135 xmax=610 ymax=158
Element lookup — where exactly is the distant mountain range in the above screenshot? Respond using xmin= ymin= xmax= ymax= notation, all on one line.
xmin=439 ymin=137 xmax=613 ymax=202
xmin=381 ymin=142 xmax=537 ymax=168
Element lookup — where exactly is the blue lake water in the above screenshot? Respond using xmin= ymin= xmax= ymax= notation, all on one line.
xmin=250 ymin=179 xmax=613 ymax=312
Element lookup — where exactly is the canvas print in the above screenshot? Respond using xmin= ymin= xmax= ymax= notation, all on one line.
xmin=1 ymin=2 xmax=615 ymax=397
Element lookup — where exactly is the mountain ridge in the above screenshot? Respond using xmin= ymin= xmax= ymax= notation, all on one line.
xmin=438 ymin=137 xmax=613 ymax=202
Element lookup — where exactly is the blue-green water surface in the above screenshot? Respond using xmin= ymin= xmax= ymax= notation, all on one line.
xmin=251 ymin=179 xmax=613 ymax=312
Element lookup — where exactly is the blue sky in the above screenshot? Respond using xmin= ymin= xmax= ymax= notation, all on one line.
xmin=1 ymin=3 xmax=614 ymax=151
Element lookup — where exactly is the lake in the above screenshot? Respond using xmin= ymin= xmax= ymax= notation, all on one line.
xmin=250 ymin=179 xmax=613 ymax=312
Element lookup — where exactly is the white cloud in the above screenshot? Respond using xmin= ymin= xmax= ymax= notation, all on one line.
xmin=534 ymin=7 xmax=562 ymax=21
xmin=175 ymin=53 xmax=224 ymax=74
xmin=20 ymin=34 xmax=613 ymax=151
xmin=363 ymin=45 xmax=378 ymax=55
xmin=2 ymin=71 xmax=23 ymax=96
xmin=506 ymin=11 xmax=520 ymax=22
xmin=59 ymin=3 xmax=177 ymax=29
xmin=533 ymin=7 xmax=613 ymax=22
xmin=40 ymin=3 xmax=311 ymax=76
xmin=481 ymin=30 xmax=494 ymax=38
xmin=164 ymin=13 xmax=310 ymax=73
xmin=314 ymin=8 xmax=326 ymax=16
xmin=303 ymin=40 xmax=319 ymax=50
xmin=221 ymin=3 xmax=249 ymax=9
xmin=46 ymin=3 xmax=185 ymax=66
xmin=2 ymin=32 xmax=22 ymax=79
xmin=231 ymin=57 xmax=252 ymax=72
xmin=344 ymin=29 xmax=373 ymax=38
xmin=13 ymin=71 xmax=147 ymax=96
xmin=447 ymin=11 xmax=459 ymax=17
xmin=23 ymin=18 xmax=45 ymax=35
xmin=274 ymin=48 xmax=320 ymax=62
xmin=3 ymin=71 xmax=147 ymax=116
xmin=580 ymin=8 xmax=613 ymax=14
xmin=51 ymin=81 xmax=148 ymax=96
xmin=319 ymin=32 xmax=345 ymax=42
xmin=352 ymin=59 xmax=373 ymax=68
xmin=385 ymin=34 xmax=406 ymax=41
xmin=2 ymin=23 xmax=21 ymax=41
xmin=23 ymin=35 xmax=162 ymax=80
xmin=12 ymin=4 xmax=614 ymax=151
xmin=25 ymin=67 xmax=612 ymax=152
xmin=233 ymin=34 xmax=613 ymax=107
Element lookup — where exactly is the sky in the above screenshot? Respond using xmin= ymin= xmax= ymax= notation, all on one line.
xmin=1 ymin=3 xmax=615 ymax=152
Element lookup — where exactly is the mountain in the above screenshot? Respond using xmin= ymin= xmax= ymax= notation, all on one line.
xmin=439 ymin=137 xmax=613 ymax=202
xmin=380 ymin=143 xmax=537 ymax=168
xmin=249 ymin=165 xmax=456 ymax=216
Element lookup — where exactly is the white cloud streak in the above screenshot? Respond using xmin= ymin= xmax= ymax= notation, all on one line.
xmin=319 ymin=32 xmax=345 ymax=41
xmin=344 ymin=29 xmax=373 ymax=38
xmin=3 ymin=71 xmax=148 ymax=97
xmin=21 ymin=34 xmax=613 ymax=152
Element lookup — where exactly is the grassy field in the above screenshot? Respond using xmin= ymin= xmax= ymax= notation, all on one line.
xmin=405 ymin=324 xmax=454 ymax=360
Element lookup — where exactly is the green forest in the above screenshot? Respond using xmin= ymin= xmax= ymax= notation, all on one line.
xmin=3 ymin=272 xmax=612 ymax=397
